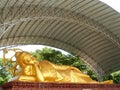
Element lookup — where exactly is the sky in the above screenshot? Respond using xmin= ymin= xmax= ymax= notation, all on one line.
xmin=0 ymin=45 xmax=69 ymax=58
xmin=100 ymin=0 xmax=120 ymax=13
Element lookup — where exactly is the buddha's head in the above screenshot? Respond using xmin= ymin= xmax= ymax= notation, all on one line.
xmin=15 ymin=51 xmax=39 ymax=67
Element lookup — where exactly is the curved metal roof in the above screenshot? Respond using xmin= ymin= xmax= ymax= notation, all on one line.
xmin=0 ymin=0 xmax=120 ymax=79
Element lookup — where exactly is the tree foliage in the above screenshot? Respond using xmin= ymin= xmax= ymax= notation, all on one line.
xmin=103 ymin=71 xmax=120 ymax=84
xmin=0 ymin=58 xmax=11 ymax=84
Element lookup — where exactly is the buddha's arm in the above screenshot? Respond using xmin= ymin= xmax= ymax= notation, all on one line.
xmin=17 ymin=66 xmax=36 ymax=82
xmin=45 ymin=60 xmax=82 ymax=73
xmin=44 ymin=60 xmax=72 ymax=70
xmin=34 ymin=64 xmax=44 ymax=82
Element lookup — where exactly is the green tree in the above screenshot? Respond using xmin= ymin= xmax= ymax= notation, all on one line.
xmin=0 ymin=58 xmax=11 ymax=84
xmin=104 ymin=70 xmax=120 ymax=84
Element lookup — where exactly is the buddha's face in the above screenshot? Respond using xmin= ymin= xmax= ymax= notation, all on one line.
xmin=15 ymin=52 xmax=39 ymax=66
xmin=23 ymin=54 xmax=38 ymax=65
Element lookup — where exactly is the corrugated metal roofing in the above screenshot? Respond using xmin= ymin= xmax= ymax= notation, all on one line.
xmin=0 ymin=0 xmax=120 ymax=79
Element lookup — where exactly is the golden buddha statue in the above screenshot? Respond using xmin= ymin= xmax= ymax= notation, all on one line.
xmin=3 ymin=49 xmax=113 ymax=84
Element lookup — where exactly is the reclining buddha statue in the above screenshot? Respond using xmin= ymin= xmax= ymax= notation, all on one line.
xmin=3 ymin=49 xmax=113 ymax=84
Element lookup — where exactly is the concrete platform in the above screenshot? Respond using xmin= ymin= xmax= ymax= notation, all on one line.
xmin=1 ymin=81 xmax=120 ymax=90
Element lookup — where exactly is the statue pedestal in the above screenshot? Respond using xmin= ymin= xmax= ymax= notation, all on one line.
xmin=1 ymin=81 xmax=120 ymax=90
